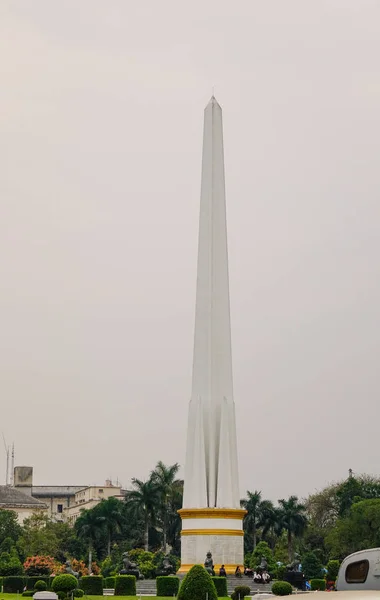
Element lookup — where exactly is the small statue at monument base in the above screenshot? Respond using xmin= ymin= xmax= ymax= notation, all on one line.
xmin=204 ymin=551 xmax=215 ymax=576
xmin=119 ymin=552 xmax=144 ymax=580
xmin=64 ymin=560 xmax=79 ymax=578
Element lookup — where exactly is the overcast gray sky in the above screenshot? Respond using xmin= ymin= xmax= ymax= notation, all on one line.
xmin=1 ymin=0 xmax=380 ymax=502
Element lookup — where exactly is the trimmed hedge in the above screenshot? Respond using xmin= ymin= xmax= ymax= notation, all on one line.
xmin=26 ymin=577 xmax=51 ymax=590
xmin=178 ymin=565 xmax=218 ymax=600
xmin=115 ymin=575 xmax=136 ymax=596
xmin=73 ymin=589 xmax=84 ymax=597
xmin=156 ymin=576 xmax=180 ymax=596
xmin=3 ymin=576 xmax=25 ymax=593
xmin=22 ymin=592 xmax=34 ymax=597
xmin=211 ymin=577 xmax=228 ymax=597
xmin=52 ymin=574 xmax=78 ymax=593
xmin=35 ymin=580 xmax=48 ymax=591
xmin=231 ymin=585 xmax=251 ymax=600
xmin=79 ymin=576 xmax=103 ymax=596
xmin=272 ymin=581 xmax=293 ymax=596
xmin=310 ymin=579 xmax=326 ymax=591
xmin=104 ymin=576 xmax=116 ymax=588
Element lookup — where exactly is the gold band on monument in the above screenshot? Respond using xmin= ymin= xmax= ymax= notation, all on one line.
xmin=178 ymin=508 xmax=247 ymax=520
xmin=181 ymin=528 xmax=244 ymax=536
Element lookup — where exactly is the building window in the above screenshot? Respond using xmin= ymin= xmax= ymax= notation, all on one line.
xmin=345 ymin=560 xmax=369 ymax=584
xmin=57 ymin=504 xmax=63 ymax=514
xmin=98 ymin=489 xmax=103 ymax=493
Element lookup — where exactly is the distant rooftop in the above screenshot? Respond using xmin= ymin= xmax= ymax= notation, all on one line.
xmin=32 ymin=486 xmax=86 ymax=498
xmin=0 ymin=485 xmax=47 ymax=508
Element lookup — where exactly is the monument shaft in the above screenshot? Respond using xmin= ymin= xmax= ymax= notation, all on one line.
xmin=179 ymin=98 xmax=245 ymax=574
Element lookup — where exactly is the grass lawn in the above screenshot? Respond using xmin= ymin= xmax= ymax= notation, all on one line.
xmin=0 ymin=597 xmax=231 ymax=600
xmin=0 ymin=596 xmax=196 ymax=600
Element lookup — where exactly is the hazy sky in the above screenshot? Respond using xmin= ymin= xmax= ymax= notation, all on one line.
xmin=1 ymin=1 xmax=380 ymax=503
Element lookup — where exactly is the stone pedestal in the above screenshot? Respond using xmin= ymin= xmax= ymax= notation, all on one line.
xmin=178 ymin=508 xmax=246 ymax=574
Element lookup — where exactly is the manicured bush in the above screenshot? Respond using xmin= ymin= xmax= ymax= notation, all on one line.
xmin=73 ymin=589 xmax=84 ymax=597
xmin=3 ymin=576 xmax=25 ymax=593
xmin=156 ymin=576 xmax=180 ymax=596
xmin=115 ymin=575 xmax=136 ymax=596
xmin=51 ymin=574 xmax=78 ymax=593
xmin=57 ymin=591 xmax=67 ymax=600
xmin=79 ymin=575 xmax=103 ymax=596
xmin=178 ymin=565 xmax=218 ymax=600
xmin=26 ymin=576 xmax=51 ymax=590
xmin=310 ymin=579 xmax=326 ymax=591
xmin=22 ymin=592 xmax=35 ymax=597
xmin=272 ymin=581 xmax=293 ymax=596
xmin=231 ymin=585 xmax=251 ymax=600
xmin=104 ymin=576 xmax=116 ymax=588
xmin=35 ymin=580 xmax=48 ymax=591
xmin=211 ymin=577 xmax=228 ymax=597
xmin=326 ymin=560 xmax=340 ymax=582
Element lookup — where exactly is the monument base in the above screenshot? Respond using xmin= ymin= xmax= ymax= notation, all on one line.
xmin=178 ymin=508 xmax=246 ymax=574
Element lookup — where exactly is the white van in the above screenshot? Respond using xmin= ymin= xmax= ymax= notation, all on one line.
xmin=336 ymin=549 xmax=380 ymax=591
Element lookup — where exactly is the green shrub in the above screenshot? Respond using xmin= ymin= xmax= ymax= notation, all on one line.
xmin=249 ymin=542 xmax=276 ymax=572
xmin=35 ymin=580 xmax=48 ymax=591
xmin=79 ymin=576 xmax=103 ymax=596
xmin=231 ymin=585 xmax=251 ymax=600
xmin=73 ymin=589 xmax=84 ymax=597
xmin=51 ymin=574 xmax=78 ymax=593
xmin=310 ymin=579 xmax=326 ymax=591
xmin=0 ymin=550 xmax=24 ymax=576
xmin=326 ymin=560 xmax=340 ymax=582
xmin=272 ymin=581 xmax=293 ymax=596
xmin=156 ymin=576 xmax=180 ymax=596
xmin=178 ymin=565 xmax=218 ymax=600
xmin=114 ymin=575 xmax=136 ymax=596
xmin=26 ymin=576 xmax=51 ymax=590
xmin=275 ymin=565 xmax=286 ymax=581
xmin=211 ymin=577 xmax=228 ymax=597
xmin=139 ymin=559 xmax=156 ymax=579
xmin=57 ymin=591 xmax=67 ymax=600
xmin=301 ymin=552 xmax=323 ymax=580
xmin=104 ymin=576 xmax=116 ymax=588
xmin=22 ymin=592 xmax=35 ymax=597
xmin=3 ymin=576 xmax=25 ymax=593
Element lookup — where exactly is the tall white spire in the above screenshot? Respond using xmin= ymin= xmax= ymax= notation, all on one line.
xmin=183 ymin=97 xmax=240 ymax=510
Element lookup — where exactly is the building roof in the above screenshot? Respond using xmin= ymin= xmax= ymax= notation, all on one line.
xmin=32 ymin=486 xmax=86 ymax=498
xmin=0 ymin=486 xmax=47 ymax=509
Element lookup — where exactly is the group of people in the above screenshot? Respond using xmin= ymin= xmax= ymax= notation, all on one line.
xmin=217 ymin=564 xmax=270 ymax=584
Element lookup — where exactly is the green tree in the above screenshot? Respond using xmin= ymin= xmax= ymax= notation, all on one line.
xmin=0 ymin=510 xmax=22 ymax=544
xmin=326 ymin=498 xmax=380 ymax=559
xmin=241 ymin=490 xmax=262 ymax=549
xmin=260 ymin=500 xmax=282 ymax=549
xmin=125 ymin=478 xmax=160 ymax=551
xmin=277 ymin=496 xmax=307 ymax=561
xmin=249 ymin=541 xmax=276 ymax=572
xmin=301 ymin=551 xmax=323 ymax=580
xmin=75 ymin=506 xmax=103 ymax=573
xmin=17 ymin=514 xmax=60 ymax=559
xmin=151 ymin=461 xmax=181 ymax=554
xmin=96 ymin=497 xmax=125 ymax=556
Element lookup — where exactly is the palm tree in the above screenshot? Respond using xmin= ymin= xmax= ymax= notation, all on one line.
xmin=151 ymin=461 xmax=181 ymax=553
xmin=125 ymin=478 xmax=160 ymax=551
xmin=75 ymin=507 xmax=102 ymax=574
xmin=96 ymin=497 xmax=125 ymax=556
xmin=259 ymin=500 xmax=282 ymax=550
xmin=241 ymin=490 xmax=262 ymax=549
xmin=277 ymin=496 xmax=307 ymax=561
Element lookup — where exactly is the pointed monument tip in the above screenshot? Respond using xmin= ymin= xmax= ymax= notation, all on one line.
xmin=206 ymin=95 xmax=221 ymax=109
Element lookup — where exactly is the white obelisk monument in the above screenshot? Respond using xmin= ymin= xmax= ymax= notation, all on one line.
xmin=179 ymin=97 xmax=246 ymax=574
